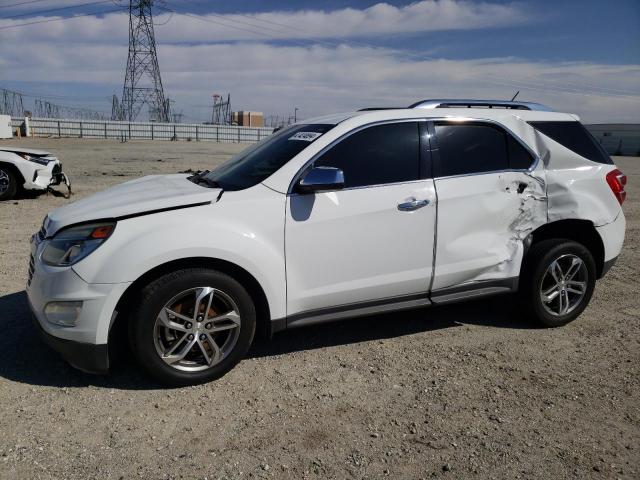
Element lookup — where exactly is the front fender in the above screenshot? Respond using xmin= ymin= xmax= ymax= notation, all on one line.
xmin=72 ymin=185 xmax=287 ymax=320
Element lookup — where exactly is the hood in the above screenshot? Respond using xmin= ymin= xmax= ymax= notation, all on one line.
xmin=0 ymin=146 xmax=52 ymax=156
xmin=45 ymin=174 xmax=220 ymax=236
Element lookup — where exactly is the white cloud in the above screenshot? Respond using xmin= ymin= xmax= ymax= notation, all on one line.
xmin=0 ymin=2 xmax=638 ymax=123
xmin=0 ymin=1 xmax=528 ymax=43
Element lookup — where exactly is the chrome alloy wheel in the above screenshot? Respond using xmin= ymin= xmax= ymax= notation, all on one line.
xmin=153 ymin=287 xmax=241 ymax=372
xmin=0 ymin=169 xmax=9 ymax=195
xmin=539 ymin=254 xmax=588 ymax=316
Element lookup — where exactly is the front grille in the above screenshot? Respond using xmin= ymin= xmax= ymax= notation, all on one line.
xmin=27 ymin=254 xmax=35 ymax=286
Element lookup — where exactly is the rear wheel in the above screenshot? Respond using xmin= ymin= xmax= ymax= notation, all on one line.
xmin=520 ymin=239 xmax=596 ymax=327
xmin=130 ymin=268 xmax=256 ymax=386
xmin=0 ymin=166 xmax=17 ymax=200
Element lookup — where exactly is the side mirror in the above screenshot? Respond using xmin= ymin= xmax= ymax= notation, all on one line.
xmin=296 ymin=166 xmax=345 ymax=194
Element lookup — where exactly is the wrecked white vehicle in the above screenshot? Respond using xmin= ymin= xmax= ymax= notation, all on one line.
xmin=0 ymin=146 xmax=70 ymax=200
xmin=27 ymin=99 xmax=626 ymax=385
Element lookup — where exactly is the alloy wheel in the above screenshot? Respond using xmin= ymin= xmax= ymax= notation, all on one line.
xmin=539 ymin=254 xmax=588 ymax=316
xmin=0 ymin=169 xmax=9 ymax=195
xmin=153 ymin=286 xmax=241 ymax=372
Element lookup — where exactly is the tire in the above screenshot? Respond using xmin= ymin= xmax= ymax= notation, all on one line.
xmin=519 ymin=239 xmax=596 ymax=327
xmin=0 ymin=166 xmax=17 ymax=201
xmin=129 ymin=268 xmax=256 ymax=386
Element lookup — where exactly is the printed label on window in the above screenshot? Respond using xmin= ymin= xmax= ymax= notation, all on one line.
xmin=288 ymin=132 xmax=322 ymax=142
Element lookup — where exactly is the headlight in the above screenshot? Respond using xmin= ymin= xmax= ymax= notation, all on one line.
xmin=17 ymin=152 xmax=51 ymax=165
xmin=41 ymin=222 xmax=115 ymax=266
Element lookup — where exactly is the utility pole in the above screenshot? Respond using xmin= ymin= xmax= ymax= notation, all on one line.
xmin=118 ymin=0 xmax=169 ymax=122
xmin=294 ymin=107 xmax=298 ymax=123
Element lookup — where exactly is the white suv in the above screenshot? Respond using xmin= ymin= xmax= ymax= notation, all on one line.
xmin=27 ymin=100 xmax=626 ymax=385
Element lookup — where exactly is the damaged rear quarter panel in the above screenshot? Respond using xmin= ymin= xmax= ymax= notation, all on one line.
xmin=532 ymin=130 xmax=621 ymax=227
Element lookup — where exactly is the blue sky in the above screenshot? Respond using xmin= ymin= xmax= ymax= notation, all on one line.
xmin=0 ymin=0 xmax=639 ymax=122
xmin=173 ymin=0 xmax=640 ymax=64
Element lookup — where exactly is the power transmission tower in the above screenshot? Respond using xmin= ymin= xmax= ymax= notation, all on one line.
xmin=0 ymin=88 xmax=25 ymax=117
xmin=120 ymin=0 xmax=169 ymax=122
xmin=211 ymin=94 xmax=231 ymax=125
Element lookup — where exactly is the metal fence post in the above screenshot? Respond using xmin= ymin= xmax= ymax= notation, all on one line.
xmin=195 ymin=125 xmax=199 ymax=141
xmin=79 ymin=122 xmax=83 ymax=138
xmin=128 ymin=122 xmax=132 ymax=140
xmin=104 ymin=123 xmax=107 ymax=139
xmin=216 ymin=126 xmax=219 ymax=142
xmin=57 ymin=121 xmax=61 ymax=137
xmin=237 ymin=127 xmax=240 ymax=143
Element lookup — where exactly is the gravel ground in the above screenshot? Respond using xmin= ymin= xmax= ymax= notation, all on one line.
xmin=0 ymin=138 xmax=638 ymax=480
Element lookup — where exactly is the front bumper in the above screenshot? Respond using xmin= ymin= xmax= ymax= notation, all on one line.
xmin=23 ymin=159 xmax=71 ymax=197
xmin=27 ymin=233 xmax=131 ymax=373
xmin=31 ymin=310 xmax=109 ymax=374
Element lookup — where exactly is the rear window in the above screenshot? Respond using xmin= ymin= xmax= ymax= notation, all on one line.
xmin=529 ymin=121 xmax=612 ymax=164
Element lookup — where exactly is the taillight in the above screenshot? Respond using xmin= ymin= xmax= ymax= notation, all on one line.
xmin=606 ymin=168 xmax=627 ymax=205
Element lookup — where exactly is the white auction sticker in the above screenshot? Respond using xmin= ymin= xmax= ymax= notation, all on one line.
xmin=288 ymin=131 xmax=322 ymax=141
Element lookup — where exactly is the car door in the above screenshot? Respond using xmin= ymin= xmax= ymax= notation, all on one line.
xmin=429 ymin=120 xmax=547 ymax=297
xmin=285 ymin=121 xmax=437 ymax=321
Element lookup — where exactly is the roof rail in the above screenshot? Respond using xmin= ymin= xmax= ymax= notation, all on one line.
xmin=357 ymin=107 xmax=402 ymax=111
xmin=409 ymin=99 xmax=553 ymax=112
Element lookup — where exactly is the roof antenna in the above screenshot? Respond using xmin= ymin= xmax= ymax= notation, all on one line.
xmin=510 ymin=90 xmax=520 ymax=101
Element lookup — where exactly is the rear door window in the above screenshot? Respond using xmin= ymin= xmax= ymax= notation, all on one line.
xmin=434 ymin=123 xmax=535 ymax=177
xmin=529 ymin=121 xmax=612 ymax=164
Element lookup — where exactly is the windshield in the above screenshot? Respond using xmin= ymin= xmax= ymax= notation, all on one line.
xmin=203 ymin=123 xmax=333 ymax=190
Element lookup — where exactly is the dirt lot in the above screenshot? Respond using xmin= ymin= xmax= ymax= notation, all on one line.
xmin=0 ymin=138 xmax=638 ymax=480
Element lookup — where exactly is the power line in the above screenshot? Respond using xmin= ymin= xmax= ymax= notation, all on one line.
xmin=0 ymin=0 xmax=53 ymax=9
xmin=0 ymin=5 xmax=125 ymax=29
xmin=0 ymin=0 xmax=116 ymax=20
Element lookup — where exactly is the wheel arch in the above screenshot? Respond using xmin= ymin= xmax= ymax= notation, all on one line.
xmin=109 ymin=256 xmax=273 ymax=354
xmin=0 ymin=160 xmax=26 ymax=186
xmin=528 ymin=219 xmax=605 ymax=278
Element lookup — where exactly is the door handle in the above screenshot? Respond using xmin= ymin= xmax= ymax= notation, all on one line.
xmin=397 ymin=198 xmax=430 ymax=211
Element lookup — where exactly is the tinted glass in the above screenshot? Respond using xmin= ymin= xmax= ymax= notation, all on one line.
xmin=508 ymin=135 xmax=534 ymax=169
xmin=314 ymin=122 xmax=420 ymax=188
xmin=529 ymin=121 xmax=612 ymax=164
xmin=204 ymin=124 xmax=333 ymax=190
xmin=434 ymin=123 xmax=508 ymax=176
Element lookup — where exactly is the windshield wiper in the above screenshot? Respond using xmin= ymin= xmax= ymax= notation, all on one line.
xmin=187 ymin=171 xmax=222 ymax=189
xmin=198 ymin=177 xmax=221 ymax=188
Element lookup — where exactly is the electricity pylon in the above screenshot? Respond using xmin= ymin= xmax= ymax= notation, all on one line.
xmin=119 ymin=0 xmax=169 ymax=122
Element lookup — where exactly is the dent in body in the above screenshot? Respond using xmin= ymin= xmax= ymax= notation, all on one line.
xmin=432 ymin=168 xmax=547 ymax=290
xmin=532 ymin=129 xmax=621 ymax=227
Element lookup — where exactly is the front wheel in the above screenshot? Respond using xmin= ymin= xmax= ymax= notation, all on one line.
xmin=130 ymin=268 xmax=256 ymax=386
xmin=0 ymin=166 xmax=17 ymax=201
xmin=520 ymin=239 xmax=596 ymax=327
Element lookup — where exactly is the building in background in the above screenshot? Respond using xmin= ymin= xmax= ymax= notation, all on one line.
xmin=233 ymin=111 xmax=264 ymax=127
xmin=586 ymin=124 xmax=640 ymax=156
